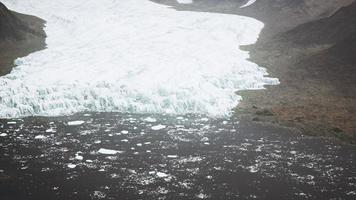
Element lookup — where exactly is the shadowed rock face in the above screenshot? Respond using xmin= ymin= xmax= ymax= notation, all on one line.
xmin=0 ymin=2 xmax=44 ymax=41
xmin=0 ymin=2 xmax=23 ymax=40
xmin=0 ymin=2 xmax=46 ymax=75
xmin=280 ymin=1 xmax=356 ymax=45
xmin=236 ymin=1 xmax=356 ymax=142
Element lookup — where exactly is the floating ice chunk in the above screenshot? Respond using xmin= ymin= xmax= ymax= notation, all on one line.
xmin=35 ymin=135 xmax=46 ymax=140
xmin=93 ymin=191 xmax=106 ymax=199
xmin=68 ymin=121 xmax=85 ymax=126
xmin=157 ymin=172 xmax=168 ymax=178
xmin=151 ymin=125 xmax=166 ymax=130
xmin=67 ymin=164 xmax=77 ymax=169
xmin=86 ymin=160 xmax=93 ymax=163
xmin=121 ymin=130 xmax=129 ymax=134
xmin=167 ymin=155 xmax=178 ymax=158
xmin=248 ymin=165 xmax=259 ymax=173
xmin=45 ymin=128 xmax=56 ymax=133
xmin=75 ymin=156 xmax=83 ymax=160
xmin=201 ymin=137 xmax=209 ymax=142
xmin=0 ymin=133 xmax=7 ymax=137
xmin=144 ymin=117 xmax=157 ymax=123
xmin=200 ymin=118 xmax=209 ymax=122
xmin=98 ymin=148 xmax=121 ymax=155
xmin=75 ymin=152 xmax=83 ymax=160
xmin=196 ymin=193 xmax=210 ymax=199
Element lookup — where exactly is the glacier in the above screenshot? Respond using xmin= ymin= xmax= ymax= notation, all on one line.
xmin=0 ymin=0 xmax=278 ymax=118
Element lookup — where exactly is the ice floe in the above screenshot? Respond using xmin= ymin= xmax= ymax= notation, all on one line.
xmin=68 ymin=121 xmax=85 ymax=126
xmin=151 ymin=125 xmax=166 ymax=130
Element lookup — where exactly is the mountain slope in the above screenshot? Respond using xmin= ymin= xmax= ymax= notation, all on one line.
xmin=0 ymin=2 xmax=46 ymax=75
xmin=151 ymin=0 xmax=354 ymax=38
xmin=237 ymin=0 xmax=356 ymax=142
xmin=279 ymin=1 xmax=356 ymax=45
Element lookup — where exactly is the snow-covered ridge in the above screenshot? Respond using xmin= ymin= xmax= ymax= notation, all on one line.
xmin=0 ymin=0 xmax=278 ymax=118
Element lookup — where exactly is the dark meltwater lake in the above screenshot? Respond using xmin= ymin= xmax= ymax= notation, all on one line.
xmin=0 ymin=113 xmax=355 ymax=200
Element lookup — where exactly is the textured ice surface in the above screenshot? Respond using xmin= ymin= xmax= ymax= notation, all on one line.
xmin=1 ymin=0 xmax=278 ymax=118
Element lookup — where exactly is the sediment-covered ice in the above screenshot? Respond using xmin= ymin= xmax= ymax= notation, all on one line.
xmin=1 ymin=0 xmax=278 ymax=118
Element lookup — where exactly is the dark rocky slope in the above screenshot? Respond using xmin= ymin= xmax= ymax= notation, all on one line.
xmin=0 ymin=2 xmax=46 ymax=75
xmin=237 ymin=1 xmax=356 ymax=143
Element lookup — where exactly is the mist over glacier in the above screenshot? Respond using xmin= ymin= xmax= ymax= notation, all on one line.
xmin=0 ymin=0 xmax=278 ymax=118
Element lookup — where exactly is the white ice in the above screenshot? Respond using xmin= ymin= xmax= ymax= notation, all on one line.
xmin=151 ymin=124 xmax=166 ymax=130
xmin=98 ymin=148 xmax=120 ymax=155
xmin=68 ymin=120 xmax=85 ymax=126
xmin=34 ymin=135 xmax=46 ymax=140
xmin=1 ymin=0 xmax=278 ymax=118
xmin=156 ymin=172 xmax=169 ymax=178
xmin=67 ymin=163 xmax=77 ymax=169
